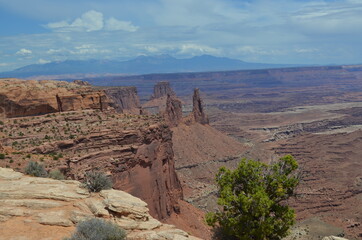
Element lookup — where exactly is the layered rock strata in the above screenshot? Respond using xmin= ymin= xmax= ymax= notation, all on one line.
xmin=105 ymin=87 xmax=142 ymax=114
xmin=17 ymin=116 xmax=184 ymax=220
xmin=0 ymin=168 xmax=200 ymax=240
xmin=0 ymin=79 xmax=110 ymax=118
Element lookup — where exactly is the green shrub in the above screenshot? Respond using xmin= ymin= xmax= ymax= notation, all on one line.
xmin=64 ymin=218 xmax=126 ymax=240
xmin=206 ymin=155 xmax=299 ymax=240
xmin=49 ymin=169 xmax=65 ymax=180
xmin=24 ymin=161 xmax=47 ymax=177
xmin=0 ymin=153 xmax=5 ymax=159
xmin=0 ymin=120 xmax=4 ymax=125
xmin=83 ymin=171 xmax=112 ymax=192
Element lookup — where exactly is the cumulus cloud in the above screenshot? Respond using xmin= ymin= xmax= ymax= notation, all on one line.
xmin=105 ymin=17 xmax=138 ymax=32
xmin=15 ymin=48 xmax=32 ymax=56
xmin=45 ymin=10 xmax=103 ymax=32
xmin=3 ymin=0 xmax=362 ymax=71
xmin=45 ymin=10 xmax=138 ymax=33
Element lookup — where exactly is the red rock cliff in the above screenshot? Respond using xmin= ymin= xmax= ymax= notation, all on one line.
xmin=151 ymin=81 xmax=175 ymax=99
xmin=192 ymin=88 xmax=209 ymax=125
xmin=0 ymin=79 xmax=110 ymax=118
xmin=25 ymin=116 xmax=183 ymax=220
xmin=105 ymin=87 xmax=141 ymax=114
xmin=164 ymin=94 xmax=183 ymax=127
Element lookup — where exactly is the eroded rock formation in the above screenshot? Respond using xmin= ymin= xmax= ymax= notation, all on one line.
xmin=73 ymin=80 xmax=91 ymax=86
xmin=25 ymin=120 xmax=183 ymax=220
xmin=0 ymin=168 xmax=200 ymax=240
xmin=191 ymin=88 xmax=209 ymax=125
xmin=164 ymin=94 xmax=183 ymax=127
xmin=151 ymin=81 xmax=175 ymax=99
xmin=105 ymin=87 xmax=141 ymax=114
xmin=0 ymin=79 xmax=110 ymax=118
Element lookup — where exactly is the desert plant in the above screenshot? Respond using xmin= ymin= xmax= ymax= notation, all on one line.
xmin=24 ymin=161 xmax=47 ymax=177
xmin=0 ymin=153 xmax=5 ymax=159
xmin=64 ymin=218 xmax=126 ymax=240
xmin=83 ymin=171 xmax=113 ymax=192
xmin=49 ymin=169 xmax=65 ymax=180
xmin=206 ymin=155 xmax=299 ymax=240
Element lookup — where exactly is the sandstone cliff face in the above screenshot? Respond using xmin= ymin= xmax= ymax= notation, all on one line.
xmin=62 ymin=124 xmax=183 ymax=220
xmin=164 ymin=94 xmax=183 ymax=127
xmin=0 ymin=168 xmax=200 ymax=240
xmin=105 ymin=87 xmax=141 ymax=114
xmin=7 ymin=111 xmax=184 ymax=221
xmin=0 ymin=79 xmax=110 ymax=118
xmin=192 ymin=88 xmax=209 ymax=125
xmin=151 ymin=82 xmax=175 ymax=99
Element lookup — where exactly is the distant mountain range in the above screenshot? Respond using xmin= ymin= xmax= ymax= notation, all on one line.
xmin=0 ymin=55 xmax=301 ymax=78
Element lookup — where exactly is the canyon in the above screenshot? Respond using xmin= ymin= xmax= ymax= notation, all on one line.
xmin=1 ymin=68 xmax=362 ymax=240
xmin=0 ymin=79 xmax=225 ymax=239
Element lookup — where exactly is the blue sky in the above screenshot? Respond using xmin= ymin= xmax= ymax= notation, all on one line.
xmin=0 ymin=0 xmax=362 ymax=71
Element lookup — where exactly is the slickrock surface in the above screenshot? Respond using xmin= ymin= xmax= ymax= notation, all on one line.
xmin=0 ymin=168 xmax=201 ymax=240
xmin=0 ymin=79 xmax=110 ymax=118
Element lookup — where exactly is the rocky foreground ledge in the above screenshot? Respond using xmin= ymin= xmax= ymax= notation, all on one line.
xmin=0 ymin=168 xmax=201 ymax=240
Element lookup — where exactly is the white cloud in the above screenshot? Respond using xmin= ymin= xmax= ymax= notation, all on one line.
xmin=105 ymin=17 xmax=139 ymax=32
xmin=3 ymin=0 xmax=362 ymax=71
xmin=44 ymin=10 xmax=138 ymax=33
xmin=290 ymin=2 xmax=362 ymax=34
xmin=178 ymin=43 xmax=221 ymax=55
xmin=295 ymin=48 xmax=318 ymax=54
xmin=236 ymin=46 xmax=284 ymax=56
xmin=38 ymin=58 xmax=51 ymax=64
xmin=0 ymin=63 xmax=9 ymax=67
xmin=45 ymin=10 xmax=103 ymax=32
xmin=15 ymin=48 xmax=32 ymax=55
xmin=143 ymin=46 xmax=159 ymax=53
xmin=46 ymin=48 xmax=64 ymax=54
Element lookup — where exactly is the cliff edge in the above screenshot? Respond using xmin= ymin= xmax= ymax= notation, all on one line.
xmin=0 ymin=167 xmax=201 ymax=240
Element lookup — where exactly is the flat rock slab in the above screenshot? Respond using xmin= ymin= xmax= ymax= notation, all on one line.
xmin=0 ymin=168 xmax=200 ymax=240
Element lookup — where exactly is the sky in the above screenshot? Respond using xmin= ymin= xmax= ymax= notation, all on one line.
xmin=0 ymin=0 xmax=362 ymax=71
